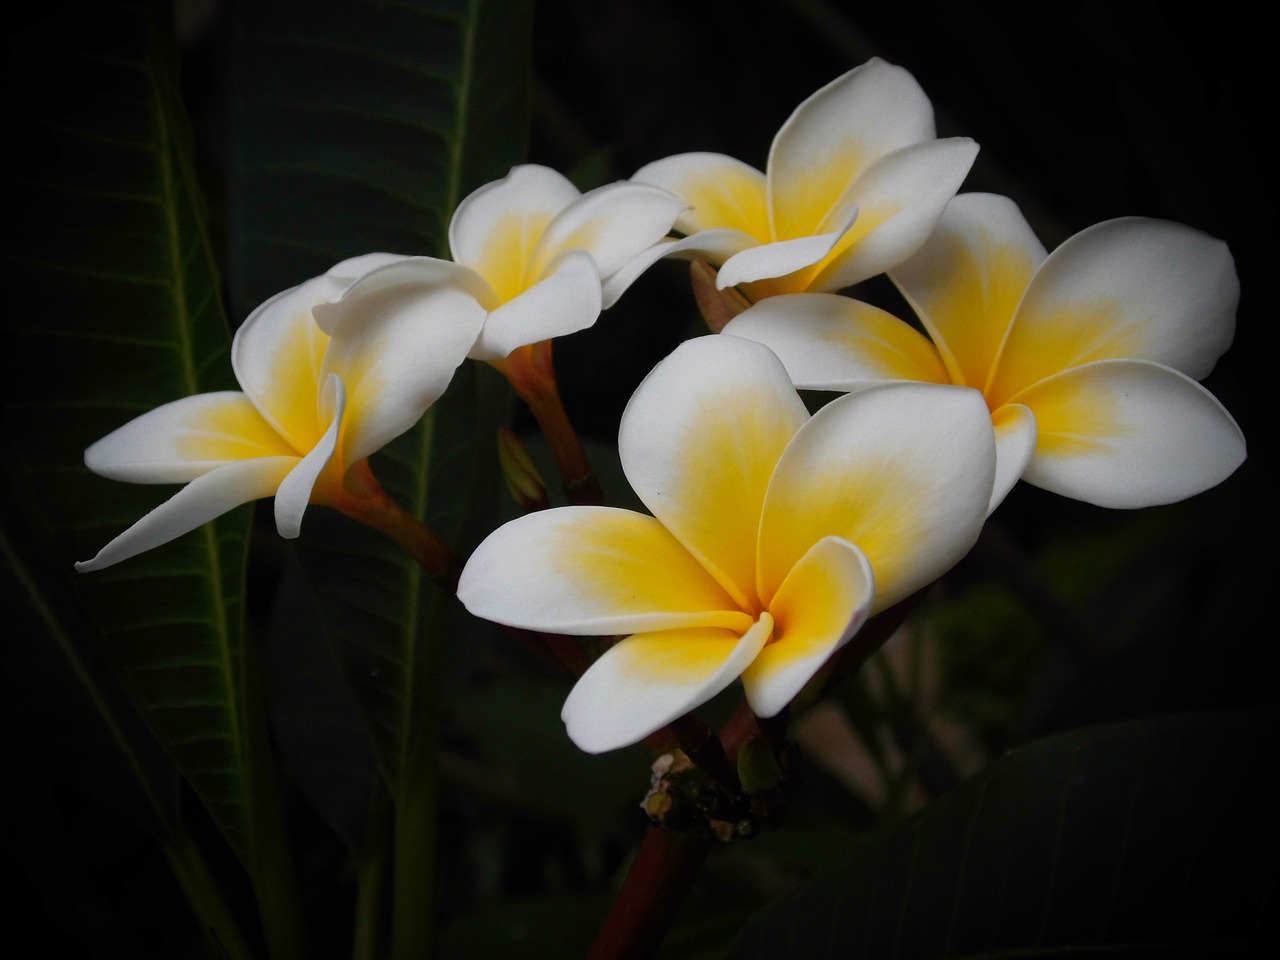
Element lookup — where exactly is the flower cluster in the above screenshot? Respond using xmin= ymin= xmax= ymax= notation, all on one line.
xmin=80 ymin=59 xmax=1244 ymax=754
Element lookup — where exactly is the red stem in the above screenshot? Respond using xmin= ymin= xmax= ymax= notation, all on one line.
xmin=493 ymin=341 xmax=604 ymax=506
xmin=587 ymin=827 xmax=712 ymax=960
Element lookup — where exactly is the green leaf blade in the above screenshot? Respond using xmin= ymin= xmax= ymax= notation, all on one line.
xmin=3 ymin=0 xmax=255 ymax=864
xmin=730 ymin=710 xmax=1280 ymax=959
xmin=230 ymin=0 xmax=533 ymax=312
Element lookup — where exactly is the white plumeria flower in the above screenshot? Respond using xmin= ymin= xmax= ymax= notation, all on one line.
xmin=632 ymin=58 xmax=978 ymax=301
xmin=723 ymin=193 xmax=1247 ymax=511
xmin=457 ymin=336 xmax=995 ymax=753
xmin=339 ymin=165 xmax=687 ymax=363
xmin=76 ymin=255 xmax=486 ymax=572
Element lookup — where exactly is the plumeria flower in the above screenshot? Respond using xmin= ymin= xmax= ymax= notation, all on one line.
xmin=354 ymin=164 xmax=687 ymax=365
xmin=722 ymin=193 xmax=1246 ymax=511
xmin=76 ymin=255 xmax=485 ymax=572
xmin=632 ymin=58 xmax=978 ymax=302
xmin=345 ymin=164 xmax=685 ymax=502
xmin=458 ymin=336 xmax=995 ymax=753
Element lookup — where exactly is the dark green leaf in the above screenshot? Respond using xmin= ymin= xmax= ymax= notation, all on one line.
xmin=731 ymin=709 xmax=1279 ymax=959
xmin=229 ymin=0 xmax=530 ymax=801
xmin=450 ymin=674 xmax=644 ymax=835
xmin=3 ymin=0 xmax=258 ymax=866
xmin=440 ymin=893 xmax=612 ymax=960
xmin=228 ymin=0 xmax=533 ymax=314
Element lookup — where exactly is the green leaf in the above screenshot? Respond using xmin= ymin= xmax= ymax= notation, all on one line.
xmin=231 ymin=0 xmax=530 ymax=802
xmin=450 ymin=674 xmax=644 ymax=836
xmin=3 ymin=0 xmax=260 ymax=868
xmin=228 ymin=0 xmax=533 ymax=314
xmin=229 ymin=9 xmax=532 ymax=954
xmin=730 ymin=709 xmax=1279 ymax=959
xmin=229 ymin=0 xmax=531 ymax=803
xmin=440 ymin=893 xmax=612 ymax=960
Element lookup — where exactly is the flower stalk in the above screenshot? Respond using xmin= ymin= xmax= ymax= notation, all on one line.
xmin=493 ymin=339 xmax=604 ymax=505
xmin=588 ymin=826 xmax=713 ymax=960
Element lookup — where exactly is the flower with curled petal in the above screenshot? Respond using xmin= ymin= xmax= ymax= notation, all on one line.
xmin=723 ymin=193 xmax=1246 ymax=510
xmin=370 ymin=164 xmax=686 ymax=364
xmin=633 ymin=58 xmax=978 ymax=302
xmin=352 ymin=164 xmax=685 ymax=502
xmin=76 ymin=255 xmax=485 ymax=572
xmin=457 ymin=336 xmax=995 ymax=753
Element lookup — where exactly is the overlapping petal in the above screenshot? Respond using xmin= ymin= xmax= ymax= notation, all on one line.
xmin=440 ymin=164 xmax=685 ymax=358
xmin=534 ymin=180 xmax=688 ymax=283
xmin=890 ymin=192 xmax=1047 ymax=391
xmin=741 ymin=536 xmax=873 ymax=718
xmin=715 ymin=211 xmax=857 ymax=290
xmin=449 ymin=165 xmax=581 ymax=290
xmin=631 ymin=59 xmax=976 ymax=300
xmin=991 ymin=218 xmax=1239 ymax=403
xmin=231 ymin=282 xmax=331 ymax=453
xmin=618 ymin=336 xmax=809 ymax=610
xmin=562 ymin=616 xmax=774 ymax=755
xmin=804 ymin=137 xmax=979 ymax=293
xmin=776 ymin=193 xmax=1246 ymax=509
xmin=722 ymin=293 xmax=949 ymax=389
xmin=75 ymin=457 xmax=297 ymax=573
xmin=1015 ymin=359 xmax=1246 ymax=508
xmin=316 ymin=263 xmax=488 ymax=464
xmin=82 ymin=251 xmax=479 ymax=571
xmin=990 ymin=404 xmax=1037 ymax=513
xmin=767 ymin=58 xmax=936 ymax=241
xmin=758 ymin=381 xmax=994 ymax=610
xmin=470 ymin=249 xmax=602 ymax=361
xmin=83 ymin=392 xmax=295 ymax=483
xmin=274 ymin=374 xmax=344 ymax=537
xmin=633 ymin=153 xmax=770 ymax=239
xmin=460 ymin=335 xmax=998 ymax=752
xmin=456 ymin=506 xmax=752 ymax=636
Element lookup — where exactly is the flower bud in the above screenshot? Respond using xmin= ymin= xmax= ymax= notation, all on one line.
xmin=497 ymin=426 xmax=549 ymax=511
xmin=690 ymin=260 xmax=750 ymax=333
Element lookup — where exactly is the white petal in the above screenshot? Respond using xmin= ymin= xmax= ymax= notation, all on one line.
xmin=743 ymin=537 xmax=873 ymax=718
xmin=989 ymin=403 xmax=1037 ymax=514
xmin=317 ymin=265 xmax=487 ymax=466
xmin=448 ymin=165 xmax=581 ymax=280
xmin=457 ymin=506 xmax=752 ymax=636
xmin=533 ymin=181 xmax=687 ymax=282
xmin=562 ymin=615 xmax=773 ymax=754
xmin=632 ymin=152 xmax=770 ymax=239
xmin=759 ymin=381 xmax=994 ymax=610
xmin=643 ymin=228 xmax=762 ymax=267
xmin=601 ymin=239 xmax=677 ymax=308
xmin=1017 ymin=359 xmax=1246 ymax=508
xmin=768 ymin=59 xmax=936 ymax=241
xmin=315 ymin=252 xmax=409 ymax=299
xmin=84 ymin=392 xmax=293 ymax=483
xmin=807 ymin=137 xmax=980 ymax=291
xmin=715 ymin=209 xmax=856 ymax=290
xmin=75 ymin=456 xmax=296 ymax=572
xmin=721 ymin=293 xmax=949 ymax=389
xmin=312 ymin=256 xmax=493 ymax=332
xmin=469 ymin=249 xmax=602 ymax=361
xmin=273 ymin=374 xmax=344 ymax=538
xmin=619 ymin=336 xmax=809 ymax=609
xmin=231 ymin=281 xmax=331 ymax=453
xmin=890 ymin=192 xmax=1047 ymax=391
xmin=992 ymin=218 xmax=1238 ymax=403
